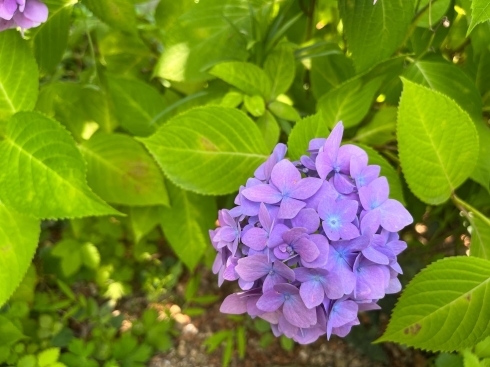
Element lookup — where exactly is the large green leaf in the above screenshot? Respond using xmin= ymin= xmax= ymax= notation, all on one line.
xmin=0 ymin=315 xmax=25 ymax=345
xmin=377 ymin=256 xmax=490 ymax=352
xmin=32 ymin=0 xmax=74 ymax=75
xmin=84 ymin=0 xmax=136 ymax=32
xmin=264 ymin=43 xmax=295 ymax=99
xmin=339 ymin=0 xmax=413 ymax=72
xmin=416 ymin=0 xmax=452 ymax=28
xmin=256 ymin=110 xmax=280 ymax=151
xmin=210 ymin=62 xmax=272 ymax=99
xmin=107 ymin=76 xmax=166 ymax=137
xmin=288 ymin=112 xmax=329 ymax=161
xmin=154 ymin=0 xmax=252 ymax=82
xmin=355 ymin=144 xmax=406 ymax=205
xmin=310 ymin=47 xmax=355 ymax=99
xmin=0 ymin=31 xmax=38 ymax=122
xmin=317 ymin=76 xmax=383 ymax=128
xmin=403 ymin=61 xmax=482 ymax=122
xmin=80 ymin=133 xmax=169 ymax=207
xmin=397 ymin=79 xmax=479 ymax=205
xmin=160 ymin=183 xmax=216 ymax=270
xmin=470 ymin=121 xmax=490 ymax=190
xmin=139 ymin=106 xmax=269 ymax=195
xmin=0 ymin=201 xmax=39 ymax=307
xmin=468 ymin=0 xmax=490 ymax=35
xmin=0 ymin=112 xmax=119 ymax=219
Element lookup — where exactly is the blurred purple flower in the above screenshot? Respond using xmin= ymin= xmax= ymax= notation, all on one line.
xmin=0 ymin=0 xmax=48 ymax=31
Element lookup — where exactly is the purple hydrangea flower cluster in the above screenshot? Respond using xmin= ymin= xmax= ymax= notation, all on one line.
xmin=209 ymin=121 xmax=413 ymax=344
xmin=0 ymin=0 xmax=48 ymax=31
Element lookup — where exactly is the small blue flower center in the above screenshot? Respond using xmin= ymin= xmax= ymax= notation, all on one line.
xmin=284 ymin=294 xmax=291 ymax=301
xmin=370 ymin=201 xmax=379 ymax=210
xmin=328 ymin=216 xmax=340 ymax=229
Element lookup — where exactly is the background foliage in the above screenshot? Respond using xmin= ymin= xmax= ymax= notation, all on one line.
xmin=1 ymin=0 xmax=490 ymax=365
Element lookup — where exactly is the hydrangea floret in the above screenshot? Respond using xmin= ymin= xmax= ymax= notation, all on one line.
xmin=210 ymin=121 xmax=413 ymax=344
xmin=0 ymin=0 xmax=48 ymax=31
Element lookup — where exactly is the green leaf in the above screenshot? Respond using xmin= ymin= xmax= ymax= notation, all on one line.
xmin=220 ymin=91 xmax=243 ymax=108
xmin=0 ymin=315 xmax=24 ymax=346
xmin=98 ymin=31 xmax=152 ymax=77
xmin=236 ymin=326 xmax=246 ymax=359
xmin=52 ymin=239 xmax=82 ymax=277
xmin=468 ymin=0 xmax=490 ymax=35
xmin=210 ymin=62 xmax=272 ymax=99
xmin=377 ymin=256 xmax=490 ymax=352
xmin=82 ymin=87 xmax=118 ymax=133
xmin=355 ymin=144 xmax=406 ymax=205
xmin=139 ymin=106 xmax=269 ymax=195
xmin=354 ymin=107 xmax=396 ymax=146
xmin=243 ymin=95 xmax=265 ymax=117
xmin=84 ymin=0 xmax=136 ymax=32
xmin=256 ymin=110 xmax=280 ymax=151
xmin=38 ymin=348 xmax=60 ymax=367
xmin=80 ymin=133 xmax=169 ymax=206
xmin=435 ymin=353 xmax=464 ymax=367
xmin=0 ymin=112 xmax=120 ymax=219
xmin=268 ymin=101 xmax=300 ymax=122
xmin=288 ymin=112 xmax=329 ymax=161
xmin=339 ymin=0 xmax=414 ymax=72
xmin=0 ymin=30 xmax=38 ymax=122
xmin=129 ymin=206 xmax=161 ymax=243
xmin=32 ymin=0 xmax=74 ymax=75
xmin=397 ymin=79 xmax=479 ymax=205
xmin=36 ymin=82 xmax=89 ymax=142
xmin=403 ymin=61 xmax=482 ymax=122
xmin=17 ymin=355 xmax=37 ymax=367
xmin=107 ymin=76 xmax=166 ymax=137
xmin=476 ymin=336 xmax=490 ymax=358
xmin=0 ymin=201 xmax=40 ymax=307
xmin=470 ymin=121 xmax=490 ymax=190
xmin=223 ymin=334 xmax=234 ymax=367
xmin=317 ymin=76 xmax=383 ymax=128
xmin=264 ymin=43 xmax=295 ymax=99
xmin=456 ymin=198 xmax=490 ymax=260
xmin=80 ymin=243 xmax=100 ymax=270
xmin=416 ymin=0 xmax=452 ymax=28
xmin=463 ymin=350 xmax=482 ymax=367
xmin=160 ymin=183 xmax=217 ymax=270
xmin=153 ymin=0 xmax=251 ymax=82
xmin=310 ymin=46 xmax=355 ymax=99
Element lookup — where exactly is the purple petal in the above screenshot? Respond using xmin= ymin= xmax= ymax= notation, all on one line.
xmin=360 ymin=209 xmax=380 ymax=234
xmin=242 ymin=184 xmax=282 ymax=204
xmin=290 ymin=177 xmax=323 ymax=200
xmin=235 ymin=254 xmax=270 ymax=281
xmin=268 ymin=223 xmax=289 ymax=248
xmin=257 ymin=203 xmax=272 ymax=231
xmin=359 ymin=176 xmax=389 ymax=210
xmin=278 ymin=197 xmax=306 ymax=219
xmin=292 ymin=208 xmax=320 ymax=234
xmin=272 ymin=260 xmax=295 ymax=281
xmin=282 ymin=227 xmax=308 ymax=245
xmin=315 ymin=150 xmax=335 ymax=180
xmin=294 ymin=237 xmax=320 ymax=262
xmin=337 ymin=144 xmax=368 ymax=174
xmin=387 ymin=240 xmax=408 ymax=255
xmin=362 ymin=245 xmax=390 ymax=265
xmin=23 ymin=0 xmax=48 ymax=23
xmin=339 ymin=222 xmax=360 ymax=240
xmin=379 ymin=199 xmax=413 ymax=232
xmin=274 ymin=282 xmax=300 ymax=294
xmin=283 ymin=295 xmax=317 ymax=328
xmin=277 ymin=315 xmax=299 ymax=338
xmin=301 ymin=234 xmax=329 ymax=268
xmin=304 ymin=181 xmax=338 ymax=211
xmin=256 ymin=291 xmax=285 ymax=312
xmin=220 ymin=294 xmax=248 ymax=314
xmin=219 ymin=227 xmax=237 ymax=242
xmin=333 ymin=172 xmax=355 ymax=194
xmin=241 ymin=227 xmax=267 ymax=251
xmin=300 ymin=281 xmax=326 ymax=309
xmin=263 ymin=273 xmax=287 ymax=292
xmin=329 ymin=300 xmax=358 ymax=327
xmin=271 ymin=159 xmax=301 ymax=193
